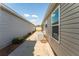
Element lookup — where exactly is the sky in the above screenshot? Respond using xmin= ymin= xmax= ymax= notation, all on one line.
xmin=5 ymin=3 xmax=49 ymax=25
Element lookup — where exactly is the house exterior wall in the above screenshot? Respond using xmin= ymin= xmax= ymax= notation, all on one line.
xmin=0 ymin=4 xmax=35 ymax=49
xmin=43 ymin=3 xmax=79 ymax=56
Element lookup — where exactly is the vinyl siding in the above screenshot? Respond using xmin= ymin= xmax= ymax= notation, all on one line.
xmin=60 ymin=3 xmax=79 ymax=55
xmin=0 ymin=5 xmax=35 ymax=49
xmin=43 ymin=3 xmax=79 ymax=56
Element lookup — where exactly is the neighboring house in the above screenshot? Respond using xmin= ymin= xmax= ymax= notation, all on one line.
xmin=36 ymin=25 xmax=42 ymax=31
xmin=0 ymin=4 xmax=35 ymax=49
xmin=42 ymin=3 xmax=79 ymax=56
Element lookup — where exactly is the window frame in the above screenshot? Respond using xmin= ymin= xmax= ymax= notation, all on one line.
xmin=51 ymin=5 xmax=60 ymax=43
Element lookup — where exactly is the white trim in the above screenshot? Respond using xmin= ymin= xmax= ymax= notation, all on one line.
xmin=51 ymin=5 xmax=60 ymax=43
xmin=58 ymin=5 xmax=61 ymax=43
xmin=51 ymin=24 xmax=59 ymax=26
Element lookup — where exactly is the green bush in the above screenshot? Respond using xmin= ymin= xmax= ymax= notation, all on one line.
xmin=27 ymin=33 xmax=31 ymax=36
xmin=12 ymin=32 xmax=32 ymax=44
xmin=32 ymin=31 xmax=35 ymax=33
xmin=22 ymin=34 xmax=28 ymax=39
xmin=12 ymin=37 xmax=24 ymax=44
xmin=22 ymin=33 xmax=31 ymax=39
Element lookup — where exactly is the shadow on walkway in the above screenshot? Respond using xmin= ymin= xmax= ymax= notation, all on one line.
xmin=9 ymin=31 xmax=54 ymax=56
xmin=9 ymin=41 xmax=36 ymax=56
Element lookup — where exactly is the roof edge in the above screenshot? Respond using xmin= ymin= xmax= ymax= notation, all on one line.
xmin=41 ymin=3 xmax=59 ymax=26
xmin=0 ymin=3 xmax=35 ymax=27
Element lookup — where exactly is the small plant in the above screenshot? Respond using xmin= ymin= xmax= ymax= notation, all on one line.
xmin=12 ymin=37 xmax=24 ymax=44
xmin=28 ymin=33 xmax=31 ymax=36
xmin=22 ymin=34 xmax=29 ymax=39
xmin=23 ymin=32 xmax=31 ymax=39
xmin=12 ymin=32 xmax=32 ymax=44
xmin=32 ymin=31 xmax=35 ymax=33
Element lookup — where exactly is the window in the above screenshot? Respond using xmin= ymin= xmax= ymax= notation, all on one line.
xmin=45 ymin=24 xmax=47 ymax=28
xmin=51 ymin=5 xmax=60 ymax=41
xmin=45 ymin=21 xmax=47 ymax=28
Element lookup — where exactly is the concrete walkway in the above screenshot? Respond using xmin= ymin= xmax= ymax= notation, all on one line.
xmin=9 ymin=31 xmax=54 ymax=56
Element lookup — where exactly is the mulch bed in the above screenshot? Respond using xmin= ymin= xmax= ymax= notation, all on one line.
xmin=0 ymin=43 xmax=21 ymax=56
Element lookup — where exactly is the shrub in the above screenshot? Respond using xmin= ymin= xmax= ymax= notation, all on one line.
xmin=22 ymin=34 xmax=28 ymax=39
xmin=12 ymin=37 xmax=24 ymax=44
xmin=32 ymin=31 xmax=35 ymax=33
xmin=12 ymin=32 xmax=32 ymax=44
xmin=27 ymin=33 xmax=31 ymax=36
xmin=22 ymin=33 xmax=31 ymax=39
